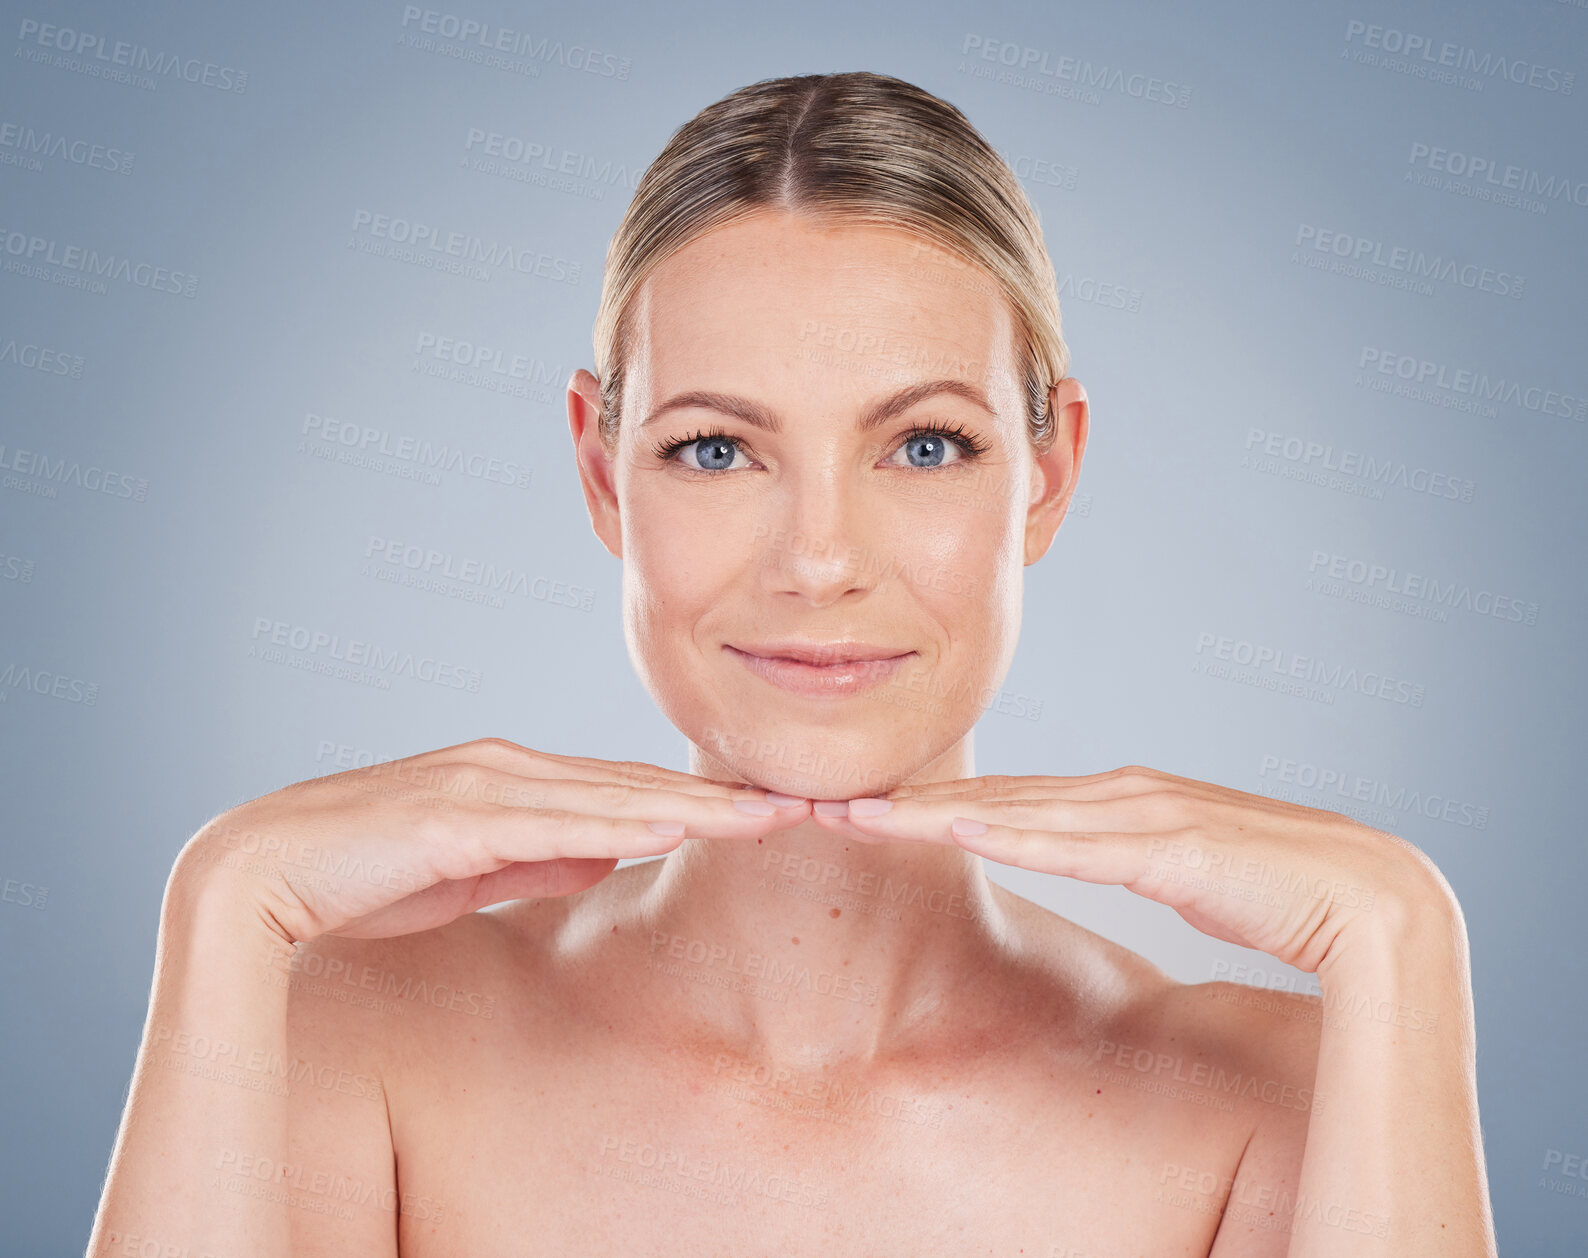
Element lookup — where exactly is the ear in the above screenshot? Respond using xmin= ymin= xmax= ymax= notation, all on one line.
xmin=1023 ymin=376 xmax=1089 ymax=566
xmin=566 ymin=368 xmax=623 ymax=559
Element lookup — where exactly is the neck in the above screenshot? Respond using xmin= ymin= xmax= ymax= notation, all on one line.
xmin=631 ymin=732 xmax=1014 ymax=1068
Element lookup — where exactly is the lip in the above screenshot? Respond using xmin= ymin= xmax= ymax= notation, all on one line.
xmin=725 ymin=642 xmax=916 ymax=697
xmin=733 ymin=640 xmax=911 ymax=665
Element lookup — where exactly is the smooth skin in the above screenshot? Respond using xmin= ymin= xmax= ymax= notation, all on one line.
xmin=88 ymin=209 xmax=1494 ymax=1257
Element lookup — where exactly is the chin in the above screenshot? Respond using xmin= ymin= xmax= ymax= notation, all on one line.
xmin=685 ymin=707 xmax=967 ymax=800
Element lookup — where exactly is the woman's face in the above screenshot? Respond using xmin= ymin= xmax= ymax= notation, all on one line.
xmin=569 ymin=209 xmax=1085 ymax=799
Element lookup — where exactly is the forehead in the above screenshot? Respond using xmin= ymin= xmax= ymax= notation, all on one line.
xmin=624 ymin=210 xmax=1023 ymax=423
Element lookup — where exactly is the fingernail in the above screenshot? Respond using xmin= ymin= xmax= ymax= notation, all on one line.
xmin=733 ymin=798 xmax=777 ymax=816
xmin=647 ymin=820 xmax=685 ymax=836
xmin=812 ymin=800 xmax=848 ymax=818
xmin=951 ymin=817 xmax=987 ymax=837
xmin=764 ymin=792 xmax=806 ymax=806
xmin=847 ymin=798 xmax=893 ymax=817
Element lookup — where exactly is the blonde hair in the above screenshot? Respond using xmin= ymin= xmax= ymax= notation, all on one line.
xmin=592 ymin=71 xmax=1070 ymax=452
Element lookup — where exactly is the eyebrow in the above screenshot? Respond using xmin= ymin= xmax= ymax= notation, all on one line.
xmin=638 ymin=378 xmax=998 ymax=434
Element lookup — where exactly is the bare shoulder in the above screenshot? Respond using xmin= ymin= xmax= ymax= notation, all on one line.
xmin=271 ymin=914 xmax=529 ymax=1254
xmin=280 ymin=859 xmax=655 ymax=1068
xmin=988 ymin=880 xmax=1172 ymax=1009
xmin=1167 ymin=978 xmax=1326 ymax=1079
xmin=1148 ymin=983 xmax=1328 ymax=1254
xmin=991 ymin=882 xmax=1323 ymax=1096
xmin=1142 ymin=976 xmax=1325 ymax=1142
xmin=283 ymin=901 xmax=552 ymax=1063
xmin=272 ymin=900 xmax=577 ymax=1250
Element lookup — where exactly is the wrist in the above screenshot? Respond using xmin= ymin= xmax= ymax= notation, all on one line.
xmin=1316 ymin=877 xmax=1474 ymax=1047
xmin=1323 ymin=891 xmax=1465 ymax=979
xmin=140 ymin=848 xmax=299 ymax=1067
xmin=1329 ymin=838 xmax=1465 ymax=958
xmin=165 ymin=841 xmax=301 ymax=951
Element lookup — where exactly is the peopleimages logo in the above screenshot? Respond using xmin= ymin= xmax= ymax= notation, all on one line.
xmin=960 ymin=34 xmax=1194 ymax=106
xmin=1294 ymin=224 xmax=1524 ymax=299
xmin=0 ymin=662 xmax=98 ymax=706
xmin=1342 ymin=20 xmax=1575 ymax=94
xmin=409 ymin=334 xmax=568 ymax=404
xmin=1357 ymin=348 xmax=1586 ymax=422
xmin=0 ymin=121 xmax=133 ymax=175
xmin=14 ymin=18 xmax=249 ymax=92
xmin=397 ymin=7 xmax=631 ymax=78
xmin=413 ymin=331 xmax=569 ymax=386
xmin=1257 ymin=755 xmax=1490 ymax=831
xmin=362 ymin=535 xmax=595 ymax=613
xmin=299 ymin=412 xmax=533 ymax=490
xmin=1193 ymin=631 xmax=1427 ymax=707
xmin=461 ymin=128 xmax=642 ymax=194
xmin=0 ymin=443 xmax=149 ymax=500
xmin=0 ymin=338 xmax=85 ymax=378
xmin=1306 ymin=551 xmax=1540 ymax=626
xmin=0 ymin=226 xmax=198 ymax=297
xmin=1407 ymin=142 xmax=1588 ymax=211
xmin=349 ymin=210 xmax=580 ymax=285
xmin=247 ymin=618 xmax=483 ymax=693
xmin=1243 ymin=428 xmax=1475 ymax=502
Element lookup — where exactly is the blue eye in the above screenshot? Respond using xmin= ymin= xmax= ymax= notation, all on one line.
xmin=895 ymin=432 xmax=956 ymax=468
xmin=886 ymin=423 xmax=988 ymax=468
xmin=652 ymin=430 xmax=749 ymax=471
xmin=651 ymin=421 xmax=989 ymax=473
xmin=682 ymin=435 xmax=742 ymax=471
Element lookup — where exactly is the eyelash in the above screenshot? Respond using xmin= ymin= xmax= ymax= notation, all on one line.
xmin=650 ymin=421 xmax=990 ymax=469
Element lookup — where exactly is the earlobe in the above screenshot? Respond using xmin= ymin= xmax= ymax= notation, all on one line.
xmin=1023 ymin=377 xmax=1089 ymax=566
xmin=566 ymin=369 xmax=624 ymax=560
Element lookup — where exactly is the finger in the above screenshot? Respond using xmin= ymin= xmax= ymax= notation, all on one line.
xmin=838 ymin=792 xmax=1188 ymax=845
xmin=887 ymin=779 xmax=1155 ymax=804
xmin=482 ymin=770 xmax=812 ymax=837
xmin=806 ymin=805 xmax=899 ymax=845
xmin=883 ymin=769 xmax=1184 ymax=804
xmin=529 ymin=760 xmax=763 ymax=799
xmin=467 ymin=857 xmax=619 ymax=906
xmin=445 ymin=740 xmax=760 ymax=799
xmin=946 ymin=822 xmax=1153 ymax=885
xmin=392 ymin=761 xmax=811 ymax=838
xmin=473 ymin=806 xmax=698 ymax=865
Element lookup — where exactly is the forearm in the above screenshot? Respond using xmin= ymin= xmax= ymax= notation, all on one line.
xmin=1287 ymin=899 xmax=1496 ymax=1258
xmin=87 ymin=859 xmax=296 ymax=1258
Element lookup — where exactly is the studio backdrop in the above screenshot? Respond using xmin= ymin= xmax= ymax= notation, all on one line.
xmin=1 ymin=1 xmax=1584 ymax=1253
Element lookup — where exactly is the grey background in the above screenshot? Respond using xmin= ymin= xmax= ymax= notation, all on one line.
xmin=2 ymin=0 xmax=1585 ymax=1252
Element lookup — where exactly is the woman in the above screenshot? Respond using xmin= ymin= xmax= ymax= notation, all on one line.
xmin=89 ymin=72 xmax=1495 ymax=1256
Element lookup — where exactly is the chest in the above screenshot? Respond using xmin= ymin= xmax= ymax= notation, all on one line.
xmin=386 ymin=1027 xmax=1247 ymax=1256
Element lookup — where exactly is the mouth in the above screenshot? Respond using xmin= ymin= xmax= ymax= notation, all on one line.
xmin=724 ymin=643 xmax=917 ymax=697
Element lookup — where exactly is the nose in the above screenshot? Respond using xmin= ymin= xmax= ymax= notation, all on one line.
xmin=755 ymin=479 xmax=879 ymax=606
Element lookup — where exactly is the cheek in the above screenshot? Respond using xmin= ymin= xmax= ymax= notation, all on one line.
xmin=902 ymin=487 xmax=1023 ymax=641
xmin=620 ymin=483 xmax=752 ymax=639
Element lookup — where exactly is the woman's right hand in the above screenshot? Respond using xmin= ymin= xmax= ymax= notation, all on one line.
xmin=173 ymin=736 xmax=807 ymax=945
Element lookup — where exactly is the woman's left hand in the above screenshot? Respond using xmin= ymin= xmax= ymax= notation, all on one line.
xmin=812 ymin=765 xmax=1458 ymax=973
